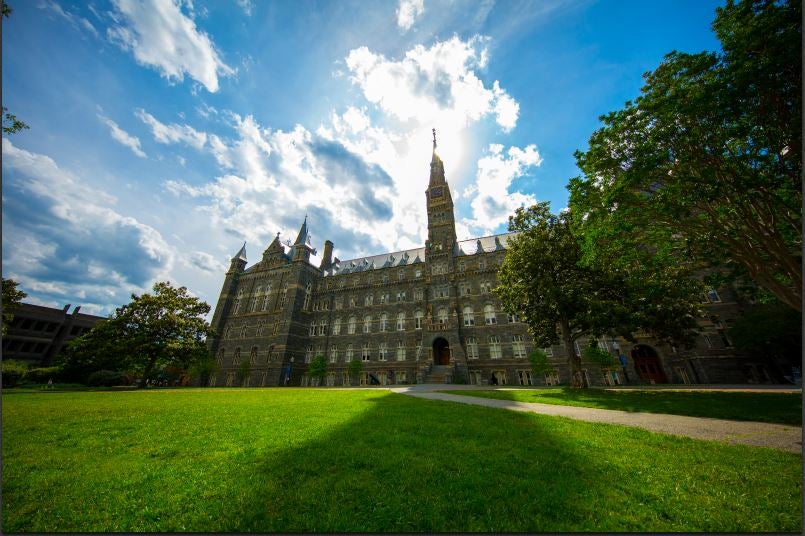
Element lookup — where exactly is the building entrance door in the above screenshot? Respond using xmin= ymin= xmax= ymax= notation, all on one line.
xmin=433 ymin=337 xmax=450 ymax=365
xmin=632 ymin=345 xmax=668 ymax=384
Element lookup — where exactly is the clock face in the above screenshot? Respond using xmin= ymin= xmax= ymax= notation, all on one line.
xmin=431 ymin=186 xmax=443 ymax=197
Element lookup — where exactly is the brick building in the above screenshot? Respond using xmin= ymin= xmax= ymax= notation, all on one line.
xmin=206 ymin=139 xmax=784 ymax=387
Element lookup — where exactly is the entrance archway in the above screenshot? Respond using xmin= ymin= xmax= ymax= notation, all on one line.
xmin=631 ymin=345 xmax=668 ymax=384
xmin=433 ymin=337 xmax=450 ymax=365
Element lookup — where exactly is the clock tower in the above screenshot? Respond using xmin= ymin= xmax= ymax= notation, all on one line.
xmin=425 ymin=129 xmax=457 ymax=264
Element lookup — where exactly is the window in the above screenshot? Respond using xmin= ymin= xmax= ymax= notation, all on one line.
xmin=279 ymin=284 xmax=288 ymax=308
xmin=415 ymin=342 xmax=422 ymax=360
xmin=458 ymin=261 xmax=466 ymax=272
xmin=249 ymin=347 xmax=258 ymax=364
xmin=478 ymin=259 xmax=486 ymax=270
xmin=462 ymin=306 xmax=475 ymax=326
xmin=360 ymin=372 xmax=369 ymax=386
xmin=517 ymin=370 xmax=533 ymax=386
xmin=256 ymin=320 xmax=265 ymax=336
xmin=489 ymin=336 xmax=502 ymax=359
xmin=414 ymin=310 xmax=423 ymax=330
xmin=348 ymin=316 xmax=357 ymax=334
xmin=396 ymin=312 xmax=406 ymax=331
xmin=484 ymin=305 xmax=496 ymax=325
xmin=362 ymin=343 xmax=371 ymax=361
xmin=466 ymin=337 xmax=479 ymax=359
xmin=415 ymin=269 xmax=422 ymax=278
xmin=437 ymin=307 xmax=449 ymax=325
xmin=346 ymin=344 xmax=354 ymax=362
xmin=380 ymin=313 xmax=388 ymax=332
xmin=469 ymin=370 xmax=481 ymax=385
xmin=233 ymin=347 xmax=242 ymax=365
xmin=398 ymin=270 xmax=405 ymax=281
xmin=490 ymin=370 xmax=506 ymax=385
xmin=273 ymin=320 xmax=282 ymax=334
xmin=309 ymin=321 xmax=316 ymax=336
xmin=705 ymin=288 xmax=721 ymax=303
xmin=305 ymin=346 xmax=313 ymax=363
xmin=480 ymin=281 xmax=492 ymax=293
xmin=396 ymin=291 xmax=406 ymax=302
xmin=414 ymin=288 xmax=424 ymax=301
xmin=225 ymin=372 xmax=235 ymax=387
xmin=396 ymin=341 xmax=406 ymax=361
xmin=459 ymin=283 xmax=471 ymax=296
xmin=597 ymin=339 xmax=609 ymax=351
xmin=262 ymin=293 xmax=270 ymax=311
xmin=240 ymin=324 xmax=248 ymax=338
xmin=543 ymin=346 xmax=554 ymax=357
xmin=329 ymin=347 xmax=338 ymax=363
xmin=333 ymin=317 xmax=342 ymax=335
xmin=397 ymin=370 xmax=407 ymax=383
xmin=544 ymin=371 xmax=559 ymax=386
xmin=217 ymin=348 xmax=225 ymax=365
xmin=434 ymin=286 xmax=449 ymax=298
xmin=379 ymin=343 xmax=388 ymax=361
xmin=512 ymin=335 xmax=527 ymax=358
xmin=363 ymin=315 xmax=372 ymax=333
xmin=507 ymin=313 xmax=520 ymax=323
xmin=380 ymin=292 xmax=389 ymax=304
xmin=365 ymin=294 xmax=374 ymax=306
xmin=574 ymin=340 xmax=582 ymax=356
xmin=349 ymin=297 xmax=356 ymax=307
xmin=225 ymin=325 xmax=233 ymax=339
xmin=335 ymin=297 xmax=343 ymax=310
xmin=383 ymin=273 xmax=389 ymax=284
xmin=319 ymin=320 xmax=328 ymax=336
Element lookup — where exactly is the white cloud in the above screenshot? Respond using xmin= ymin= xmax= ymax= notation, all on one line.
xmin=38 ymin=0 xmax=100 ymax=38
xmin=345 ymin=35 xmax=519 ymax=132
xmin=97 ymin=113 xmax=147 ymax=158
xmin=2 ymin=139 xmax=174 ymax=315
xmin=136 ymin=108 xmax=208 ymax=150
xmin=236 ymin=0 xmax=253 ymax=16
xmin=107 ymin=0 xmax=234 ymax=93
xmin=466 ymin=143 xmax=543 ymax=234
xmin=397 ymin=0 xmax=424 ymax=31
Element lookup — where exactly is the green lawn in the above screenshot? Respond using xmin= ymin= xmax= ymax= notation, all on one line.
xmin=442 ymin=387 xmax=803 ymax=425
xmin=2 ymin=389 xmax=801 ymax=532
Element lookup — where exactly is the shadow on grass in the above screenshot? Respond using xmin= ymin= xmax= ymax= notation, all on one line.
xmin=2 ymin=389 xmax=801 ymax=532
xmin=446 ymin=387 xmax=803 ymax=425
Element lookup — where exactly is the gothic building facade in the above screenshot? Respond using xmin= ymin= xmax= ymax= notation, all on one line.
xmin=206 ymin=141 xmax=781 ymax=388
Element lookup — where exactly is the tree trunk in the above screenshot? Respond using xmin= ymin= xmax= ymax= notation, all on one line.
xmin=138 ymin=354 xmax=158 ymax=388
xmin=560 ymin=318 xmax=586 ymax=388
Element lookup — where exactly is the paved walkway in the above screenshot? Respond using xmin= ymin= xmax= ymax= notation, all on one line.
xmin=390 ymin=386 xmax=803 ymax=454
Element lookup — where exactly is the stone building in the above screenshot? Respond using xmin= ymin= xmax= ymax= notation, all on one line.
xmin=2 ymin=303 xmax=105 ymax=366
xmin=206 ymin=139 xmax=786 ymax=387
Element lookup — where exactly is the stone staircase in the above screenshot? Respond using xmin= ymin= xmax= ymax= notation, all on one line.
xmin=424 ymin=364 xmax=452 ymax=384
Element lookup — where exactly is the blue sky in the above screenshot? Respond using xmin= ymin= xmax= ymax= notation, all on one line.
xmin=2 ymin=0 xmax=725 ymax=316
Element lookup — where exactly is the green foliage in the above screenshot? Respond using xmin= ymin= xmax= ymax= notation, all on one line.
xmin=23 ymin=366 xmax=62 ymax=385
xmin=528 ymin=349 xmax=555 ymax=376
xmin=58 ymin=282 xmax=214 ymax=387
xmin=581 ymin=344 xmax=618 ymax=368
xmin=1 ymin=390 xmax=801 ymax=532
xmin=569 ymin=0 xmax=802 ymax=311
xmin=237 ymin=360 xmax=251 ymax=383
xmin=188 ymin=357 xmax=219 ymax=387
xmin=1 ymin=359 xmax=29 ymax=387
xmin=86 ymin=370 xmax=129 ymax=387
xmin=347 ymin=359 xmax=363 ymax=382
xmin=307 ymin=354 xmax=328 ymax=379
xmin=2 ymin=278 xmax=27 ymax=335
xmin=728 ymin=303 xmax=802 ymax=365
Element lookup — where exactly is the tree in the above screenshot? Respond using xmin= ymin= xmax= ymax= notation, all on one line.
xmin=1 ymin=2 xmax=29 ymax=136
xmin=60 ymin=282 xmax=215 ymax=387
xmin=569 ymin=0 xmax=801 ymax=311
xmin=495 ymin=202 xmax=701 ymax=388
xmin=347 ymin=359 xmax=363 ymax=385
xmin=2 ymin=278 xmax=27 ymax=334
xmin=528 ymin=349 xmax=556 ymax=378
xmin=237 ymin=360 xmax=251 ymax=386
xmin=188 ymin=356 xmax=219 ymax=387
xmin=308 ymin=354 xmax=328 ymax=385
xmin=728 ymin=303 xmax=802 ymax=377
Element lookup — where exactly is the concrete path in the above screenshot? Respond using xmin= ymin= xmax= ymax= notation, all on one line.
xmin=391 ymin=387 xmax=803 ymax=454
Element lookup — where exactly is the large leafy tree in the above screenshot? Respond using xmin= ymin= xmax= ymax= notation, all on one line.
xmin=2 ymin=2 xmax=29 ymax=136
xmin=61 ymin=282 xmax=215 ymax=387
xmin=308 ymin=354 xmax=328 ymax=384
xmin=2 ymin=278 xmax=27 ymax=335
xmin=495 ymin=203 xmax=701 ymax=387
xmin=569 ymin=0 xmax=801 ymax=311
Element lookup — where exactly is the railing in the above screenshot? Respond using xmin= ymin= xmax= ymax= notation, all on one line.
xmin=428 ymin=322 xmax=450 ymax=331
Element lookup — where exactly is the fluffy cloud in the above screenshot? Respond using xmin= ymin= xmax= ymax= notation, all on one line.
xmin=107 ymin=0 xmax=233 ymax=93
xmin=1 ymin=139 xmax=173 ymax=314
xmin=136 ymin=108 xmax=208 ymax=150
xmin=397 ymin=0 xmax=424 ymax=31
xmin=345 ymin=35 xmax=518 ymax=132
xmin=97 ymin=113 xmax=147 ymax=158
xmin=466 ymin=143 xmax=543 ymax=234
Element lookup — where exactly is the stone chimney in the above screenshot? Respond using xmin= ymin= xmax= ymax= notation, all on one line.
xmin=320 ymin=240 xmax=334 ymax=270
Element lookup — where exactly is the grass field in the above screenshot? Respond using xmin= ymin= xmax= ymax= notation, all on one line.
xmin=442 ymin=387 xmax=803 ymax=425
xmin=2 ymin=388 xmax=801 ymax=532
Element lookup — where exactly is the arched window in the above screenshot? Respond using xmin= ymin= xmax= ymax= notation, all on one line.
xmin=217 ymin=348 xmax=226 ymax=364
xmin=437 ymin=307 xmax=448 ymax=325
xmin=484 ymin=304 xmax=497 ymax=325
xmin=233 ymin=347 xmax=242 ymax=365
xmin=396 ymin=312 xmax=405 ymax=331
xmin=414 ymin=310 xmax=423 ymax=330
xmin=348 ymin=316 xmax=357 ymax=334
xmin=303 ymin=282 xmax=312 ymax=310
xmin=363 ymin=315 xmax=372 ymax=333
xmin=333 ymin=317 xmax=342 ymax=335
xmin=489 ymin=336 xmax=501 ymax=358
xmin=380 ymin=313 xmax=388 ymax=331
xmin=249 ymin=346 xmax=258 ymax=364
xmin=346 ymin=344 xmax=354 ymax=362
xmin=463 ymin=306 xmax=474 ymax=326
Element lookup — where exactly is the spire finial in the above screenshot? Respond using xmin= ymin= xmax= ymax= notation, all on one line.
xmin=432 ymin=128 xmax=437 ymax=152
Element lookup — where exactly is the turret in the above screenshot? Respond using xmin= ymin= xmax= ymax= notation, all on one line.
xmin=289 ymin=216 xmax=314 ymax=263
xmin=320 ymin=240 xmax=334 ymax=270
xmin=228 ymin=242 xmax=247 ymax=274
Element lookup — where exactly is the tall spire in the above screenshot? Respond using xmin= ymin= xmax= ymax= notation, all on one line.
xmin=432 ymin=128 xmax=437 ymax=154
xmin=232 ymin=242 xmax=247 ymax=262
xmin=293 ymin=215 xmax=309 ymax=246
xmin=429 ymin=128 xmax=445 ymax=185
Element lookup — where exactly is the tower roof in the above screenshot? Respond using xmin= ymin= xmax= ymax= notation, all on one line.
xmin=429 ymin=128 xmax=446 ymax=185
xmin=232 ymin=242 xmax=247 ymax=262
xmin=293 ymin=216 xmax=310 ymax=246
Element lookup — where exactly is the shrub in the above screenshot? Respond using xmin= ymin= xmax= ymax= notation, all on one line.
xmin=2 ymin=359 xmax=29 ymax=387
xmin=86 ymin=370 xmax=128 ymax=387
xmin=24 ymin=366 xmax=62 ymax=385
